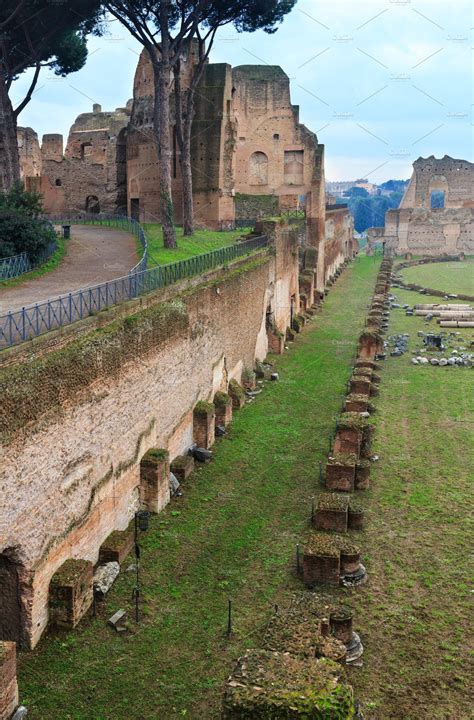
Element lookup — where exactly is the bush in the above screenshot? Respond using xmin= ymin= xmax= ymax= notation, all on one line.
xmin=0 ymin=183 xmax=56 ymax=262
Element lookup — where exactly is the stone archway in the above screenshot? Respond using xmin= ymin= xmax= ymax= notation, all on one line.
xmin=0 ymin=552 xmax=22 ymax=645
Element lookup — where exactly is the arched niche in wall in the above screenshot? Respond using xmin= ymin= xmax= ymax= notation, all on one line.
xmin=86 ymin=195 xmax=100 ymax=213
xmin=249 ymin=151 xmax=268 ymax=186
xmin=284 ymin=150 xmax=304 ymax=185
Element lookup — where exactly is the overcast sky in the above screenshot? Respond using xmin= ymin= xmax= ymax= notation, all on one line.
xmin=12 ymin=0 xmax=473 ymax=183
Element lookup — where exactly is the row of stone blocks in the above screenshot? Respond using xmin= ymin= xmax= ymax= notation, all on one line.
xmin=302 ymin=258 xmax=394 ymax=589
xmin=46 ymin=385 xmax=247 ymax=636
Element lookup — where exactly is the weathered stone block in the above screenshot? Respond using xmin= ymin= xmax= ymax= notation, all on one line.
xmin=170 ymin=454 xmax=195 ymax=482
xmin=49 ymin=559 xmax=93 ymax=630
xmin=333 ymin=427 xmax=362 ymax=456
xmin=99 ymin=526 xmax=134 ymax=565
xmin=325 ymin=456 xmax=356 ymax=492
xmin=0 ymin=642 xmax=18 ymax=720
xmin=140 ymin=448 xmax=170 ymax=513
xmin=350 ymin=376 xmax=372 ymax=396
xmin=222 ymin=649 xmax=354 ymax=719
xmin=355 ymin=460 xmax=371 ymax=490
xmin=313 ymin=493 xmax=349 ymax=532
xmin=193 ymin=401 xmax=215 ymax=449
xmin=344 ymin=394 xmax=369 ymax=413
xmin=241 ymin=368 xmax=256 ymax=391
xmin=267 ymin=330 xmax=285 ymax=354
xmin=213 ymin=392 xmax=233 ymax=428
xmin=303 ymin=535 xmax=341 ymax=586
xmin=228 ymin=379 xmax=245 ymax=409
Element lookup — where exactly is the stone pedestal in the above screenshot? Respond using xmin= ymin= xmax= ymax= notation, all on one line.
xmin=350 ymin=377 xmax=372 ymax=396
xmin=344 ymin=395 xmax=369 ymax=413
xmin=358 ymin=330 xmax=382 ymax=360
xmin=228 ymin=379 xmax=245 ymax=409
xmin=140 ymin=448 xmax=170 ymax=513
xmin=333 ymin=427 xmax=362 ymax=456
xmin=330 ymin=609 xmax=353 ymax=644
xmin=313 ymin=494 xmax=349 ymax=532
xmin=193 ymin=402 xmax=216 ymax=448
xmin=170 ymin=454 xmax=195 ymax=482
xmin=267 ymin=330 xmax=285 ymax=354
xmin=325 ymin=459 xmax=356 ymax=492
xmin=213 ymin=392 xmax=233 ymax=428
xmin=0 ymin=642 xmax=18 ymax=720
xmin=303 ymin=550 xmax=340 ymax=586
xmin=49 ymin=559 xmax=93 ymax=630
xmin=99 ymin=526 xmax=134 ymax=564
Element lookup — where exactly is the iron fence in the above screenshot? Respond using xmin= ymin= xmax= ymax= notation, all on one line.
xmin=0 ymin=235 xmax=268 ymax=349
xmin=0 ymin=252 xmax=31 ymax=280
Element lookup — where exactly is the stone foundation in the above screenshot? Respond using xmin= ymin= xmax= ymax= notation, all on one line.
xmin=140 ymin=449 xmax=170 ymax=513
xmin=0 ymin=642 xmax=18 ymax=720
xmin=213 ymin=392 xmax=233 ymax=428
xmin=48 ymin=559 xmax=93 ymax=630
xmin=325 ymin=457 xmax=356 ymax=492
xmin=99 ymin=526 xmax=134 ymax=565
xmin=193 ymin=402 xmax=216 ymax=448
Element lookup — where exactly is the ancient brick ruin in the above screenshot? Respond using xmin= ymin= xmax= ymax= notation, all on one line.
xmin=17 ymin=43 xmax=355 ymax=262
xmin=368 ymin=156 xmax=474 ymax=257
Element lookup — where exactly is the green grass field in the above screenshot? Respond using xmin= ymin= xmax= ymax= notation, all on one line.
xmin=347 ymin=282 xmax=473 ymax=719
xmin=18 ymin=257 xmax=380 ymax=719
xmin=401 ymin=258 xmax=474 ymax=296
xmin=144 ymin=225 xmax=249 ymax=266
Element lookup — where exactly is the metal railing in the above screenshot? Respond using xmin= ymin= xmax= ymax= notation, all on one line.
xmin=47 ymin=214 xmax=148 ymax=274
xmin=0 ymin=235 xmax=268 ymax=349
xmin=0 ymin=252 xmax=31 ymax=280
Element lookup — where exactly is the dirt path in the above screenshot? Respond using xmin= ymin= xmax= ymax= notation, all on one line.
xmin=0 ymin=225 xmax=138 ymax=315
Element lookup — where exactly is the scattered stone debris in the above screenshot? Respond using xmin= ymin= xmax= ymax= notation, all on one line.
xmin=189 ymin=444 xmax=213 ymax=463
xmin=169 ymin=472 xmax=181 ymax=496
xmin=93 ymin=562 xmax=120 ymax=599
xmin=108 ymin=609 xmax=127 ymax=632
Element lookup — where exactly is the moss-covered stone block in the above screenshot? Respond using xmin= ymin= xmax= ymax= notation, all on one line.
xmin=193 ymin=402 xmax=215 ymax=449
xmin=222 ymin=649 xmax=354 ymax=719
xmin=99 ymin=526 xmax=134 ymax=565
xmin=314 ymin=493 xmax=349 ymax=532
xmin=303 ymin=534 xmax=341 ymax=586
xmin=49 ymin=559 xmax=93 ymax=630
xmin=140 ymin=448 xmax=170 ymax=513
xmin=325 ymin=454 xmax=356 ymax=492
xmin=214 ymin=391 xmax=233 ymax=428
xmin=228 ymin=379 xmax=245 ymax=409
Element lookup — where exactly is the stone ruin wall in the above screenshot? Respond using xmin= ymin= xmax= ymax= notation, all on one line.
xmin=231 ymin=65 xmax=318 ymax=212
xmin=368 ymin=156 xmax=474 ymax=256
xmin=0 ymin=228 xmax=299 ymax=650
xmin=400 ymin=155 xmax=474 ymax=210
xmin=19 ymin=104 xmax=130 ymax=216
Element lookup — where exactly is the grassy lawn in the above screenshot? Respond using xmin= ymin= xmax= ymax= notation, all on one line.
xmin=18 ymin=256 xmax=380 ymax=720
xmin=348 ymin=282 xmax=473 ymax=718
xmin=401 ymin=258 xmax=474 ymax=296
xmin=0 ymin=237 xmax=66 ymax=289
xmin=144 ymin=225 xmax=250 ymax=266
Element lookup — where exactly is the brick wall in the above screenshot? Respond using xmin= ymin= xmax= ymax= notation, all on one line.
xmin=0 ymin=228 xmax=298 ymax=649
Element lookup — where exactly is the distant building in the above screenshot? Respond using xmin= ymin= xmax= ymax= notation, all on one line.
xmin=367 ymin=156 xmax=474 ymax=256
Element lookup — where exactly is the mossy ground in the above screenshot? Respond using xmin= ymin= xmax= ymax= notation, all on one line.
xmin=144 ymin=225 xmax=247 ymax=266
xmin=400 ymin=258 xmax=474 ymax=297
xmin=18 ymin=256 xmax=378 ymax=719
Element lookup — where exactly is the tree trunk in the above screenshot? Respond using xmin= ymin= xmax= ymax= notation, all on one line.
xmin=0 ymin=80 xmax=21 ymax=192
xmin=181 ymin=119 xmax=194 ymax=236
xmin=152 ymin=2 xmax=176 ymax=250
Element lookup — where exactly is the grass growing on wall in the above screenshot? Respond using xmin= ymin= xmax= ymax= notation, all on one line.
xmin=144 ymin=225 xmax=248 ymax=266
xmin=400 ymin=258 xmax=474 ymax=297
xmin=0 ymin=237 xmax=66 ymax=289
xmin=18 ymin=256 xmax=379 ymax=719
